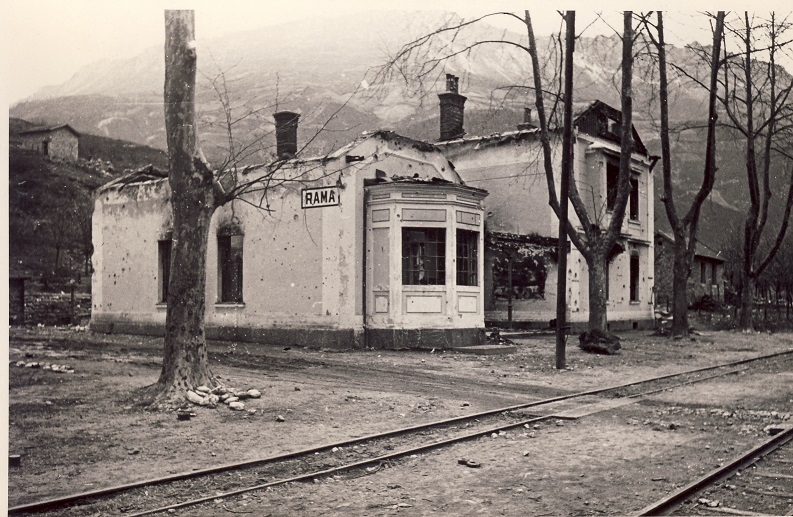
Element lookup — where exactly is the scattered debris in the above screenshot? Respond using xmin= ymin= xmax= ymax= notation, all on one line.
xmin=275 ymin=415 xmax=285 ymax=422
xmin=10 ymin=361 xmax=74 ymax=373
xmin=458 ymin=459 xmax=481 ymax=468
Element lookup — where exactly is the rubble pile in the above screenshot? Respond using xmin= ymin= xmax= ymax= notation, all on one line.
xmin=185 ymin=385 xmax=262 ymax=411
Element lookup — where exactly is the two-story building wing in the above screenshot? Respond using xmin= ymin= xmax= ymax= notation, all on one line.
xmin=435 ymin=78 xmax=656 ymax=330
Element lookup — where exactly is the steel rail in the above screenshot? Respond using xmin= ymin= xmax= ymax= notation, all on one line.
xmin=125 ymin=414 xmax=556 ymax=516
xmin=626 ymin=367 xmax=749 ymax=399
xmin=635 ymin=426 xmax=793 ymax=516
xmin=9 ymin=348 xmax=792 ymax=515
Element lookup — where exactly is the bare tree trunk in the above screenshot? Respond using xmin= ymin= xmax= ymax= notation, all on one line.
xmin=739 ymin=274 xmax=755 ymax=329
xmin=671 ymin=247 xmax=691 ymax=334
xmin=152 ymin=10 xmax=221 ymax=405
xmin=587 ymin=251 xmax=608 ymax=330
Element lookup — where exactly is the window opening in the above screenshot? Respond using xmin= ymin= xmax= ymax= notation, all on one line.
xmin=456 ymin=230 xmax=478 ymax=286
xmin=629 ymin=177 xmax=639 ymax=220
xmin=630 ymin=254 xmax=640 ymax=302
xmin=606 ymin=160 xmax=619 ymax=211
xmin=218 ymin=234 xmax=244 ymax=302
xmin=402 ymin=228 xmax=445 ymax=285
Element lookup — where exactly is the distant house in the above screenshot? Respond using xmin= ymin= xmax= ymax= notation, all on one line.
xmin=18 ymin=124 xmax=80 ymax=161
xmin=654 ymin=231 xmax=726 ymax=309
xmin=437 ymin=75 xmax=657 ymax=331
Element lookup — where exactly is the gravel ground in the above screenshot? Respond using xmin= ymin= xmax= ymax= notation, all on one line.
xmin=6 ymin=324 xmax=793 ymax=515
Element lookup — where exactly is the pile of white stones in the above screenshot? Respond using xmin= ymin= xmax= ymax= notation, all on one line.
xmin=186 ymin=385 xmax=261 ymax=411
xmin=10 ymin=361 xmax=74 ymax=373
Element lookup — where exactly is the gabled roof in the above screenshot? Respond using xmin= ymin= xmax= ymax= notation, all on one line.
xmin=19 ymin=124 xmax=80 ymax=138
xmin=655 ymin=231 xmax=726 ymax=262
xmin=573 ymin=100 xmax=647 ymax=155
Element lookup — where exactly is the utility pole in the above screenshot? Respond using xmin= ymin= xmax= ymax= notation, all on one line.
xmin=556 ymin=11 xmax=575 ymax=369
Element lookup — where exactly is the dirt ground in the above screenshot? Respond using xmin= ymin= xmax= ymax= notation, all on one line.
xmin=5 ymin=321 xmax=793 ymax=515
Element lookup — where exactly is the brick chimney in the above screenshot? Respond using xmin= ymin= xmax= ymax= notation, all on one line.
xmin=273 ymin=111 xmax=300 ymax=160
xmin=517 ymin=107 xmax=535 ymax=130
xmin=437 ymin=74 xmax=467 ymax=141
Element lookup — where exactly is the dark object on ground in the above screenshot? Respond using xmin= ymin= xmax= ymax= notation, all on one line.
xmin=458 ymin=458 xmax=481 ymax=468
xmin=487 ymin=329 xmax=515 ymax=345
xmin=578 ymin=329 xmax=622 ymax=355
xmin=9 ymin=455 xmax=21 ymax=467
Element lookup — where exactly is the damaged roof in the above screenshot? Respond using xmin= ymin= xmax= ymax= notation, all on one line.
xmin=436 ymin=100 xmax=648 ymax=156
xmin=98 ymin=129 xmax=467 ymax=192
xmin=98 ymin=164 xmax=168 ymax=191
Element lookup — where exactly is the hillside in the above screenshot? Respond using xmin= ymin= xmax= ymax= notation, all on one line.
xmin=8 ymin=119 xmax=168 ymax=282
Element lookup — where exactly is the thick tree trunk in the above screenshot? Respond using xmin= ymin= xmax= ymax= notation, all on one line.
xmin=587 ymin=251 xmax=608 ymax=331
xmin=151 ymin=10 xmax=220 ymax=406
xmin=739 ymin=274 xmax=755 ymax=329
xmin=670 ymin=246 xmax=691 ymax=336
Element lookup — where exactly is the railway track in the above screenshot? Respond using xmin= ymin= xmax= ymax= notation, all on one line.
xmin=636 ymin=426 xmax=793 ymax=516
xmin=9 ymin=349 xmax=792 ymax=516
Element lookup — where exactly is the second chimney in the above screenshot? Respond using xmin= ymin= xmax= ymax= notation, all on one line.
xmin=517 ymin=107 xmax=535 ymax=130
xmin=438 ymin=74 xmax=467 ymax=141
xmin=273 ymin=111 xmax=300 ymax=160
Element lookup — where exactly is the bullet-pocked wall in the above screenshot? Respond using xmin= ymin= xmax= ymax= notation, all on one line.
xmin=438 ymin=100 xmax=656 ymax=330
xmin=91 ymin=131 xmax=488 ymax=349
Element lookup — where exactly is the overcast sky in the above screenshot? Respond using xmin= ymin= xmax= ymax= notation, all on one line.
xmin=1 ymin=1 xmax=788 ymax=106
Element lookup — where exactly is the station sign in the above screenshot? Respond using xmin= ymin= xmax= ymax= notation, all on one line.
xmin=301 ymin=186 xmax=340 ymax=209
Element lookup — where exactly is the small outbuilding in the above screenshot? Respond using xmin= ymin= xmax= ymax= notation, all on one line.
xmin=654 ymin=231 xmax=726 ymax=308
xmin=18 ymin=124 xmax=80 ymax=161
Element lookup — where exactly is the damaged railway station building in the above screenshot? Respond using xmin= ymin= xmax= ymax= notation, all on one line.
xmin=91 ymin=75 xmax=657 ymax=349
xmin=91 ymin=114 xmax=489 ymax=350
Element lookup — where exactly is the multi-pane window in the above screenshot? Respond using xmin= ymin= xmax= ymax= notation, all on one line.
xmin=402 ymin=228 xmax=445 ymax=285
xmin=456 ymin=230 xmax=478 ymax=286
xmin=158 ymin=239 xmax=172 ymax=303
xmin=629 ymin=178 xmax=639 ymax=220
xmin=606 ymin=161 xmax=619 ymax=210
xmin=218 ymin=234 xmax=244 ymax=303
xmin=630 ymin=254 xmax=640 ymax=302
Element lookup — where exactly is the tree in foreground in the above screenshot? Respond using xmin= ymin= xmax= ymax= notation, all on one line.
xmin=526 ymin=11 xmax=640 ymax=332
xmin=153 ymin=10 xmax=361 ymax=405
xmin=645 ymin=11 xmax=725 ymax=338
xmin=155 ymin=10 xmax=220 ymax=404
